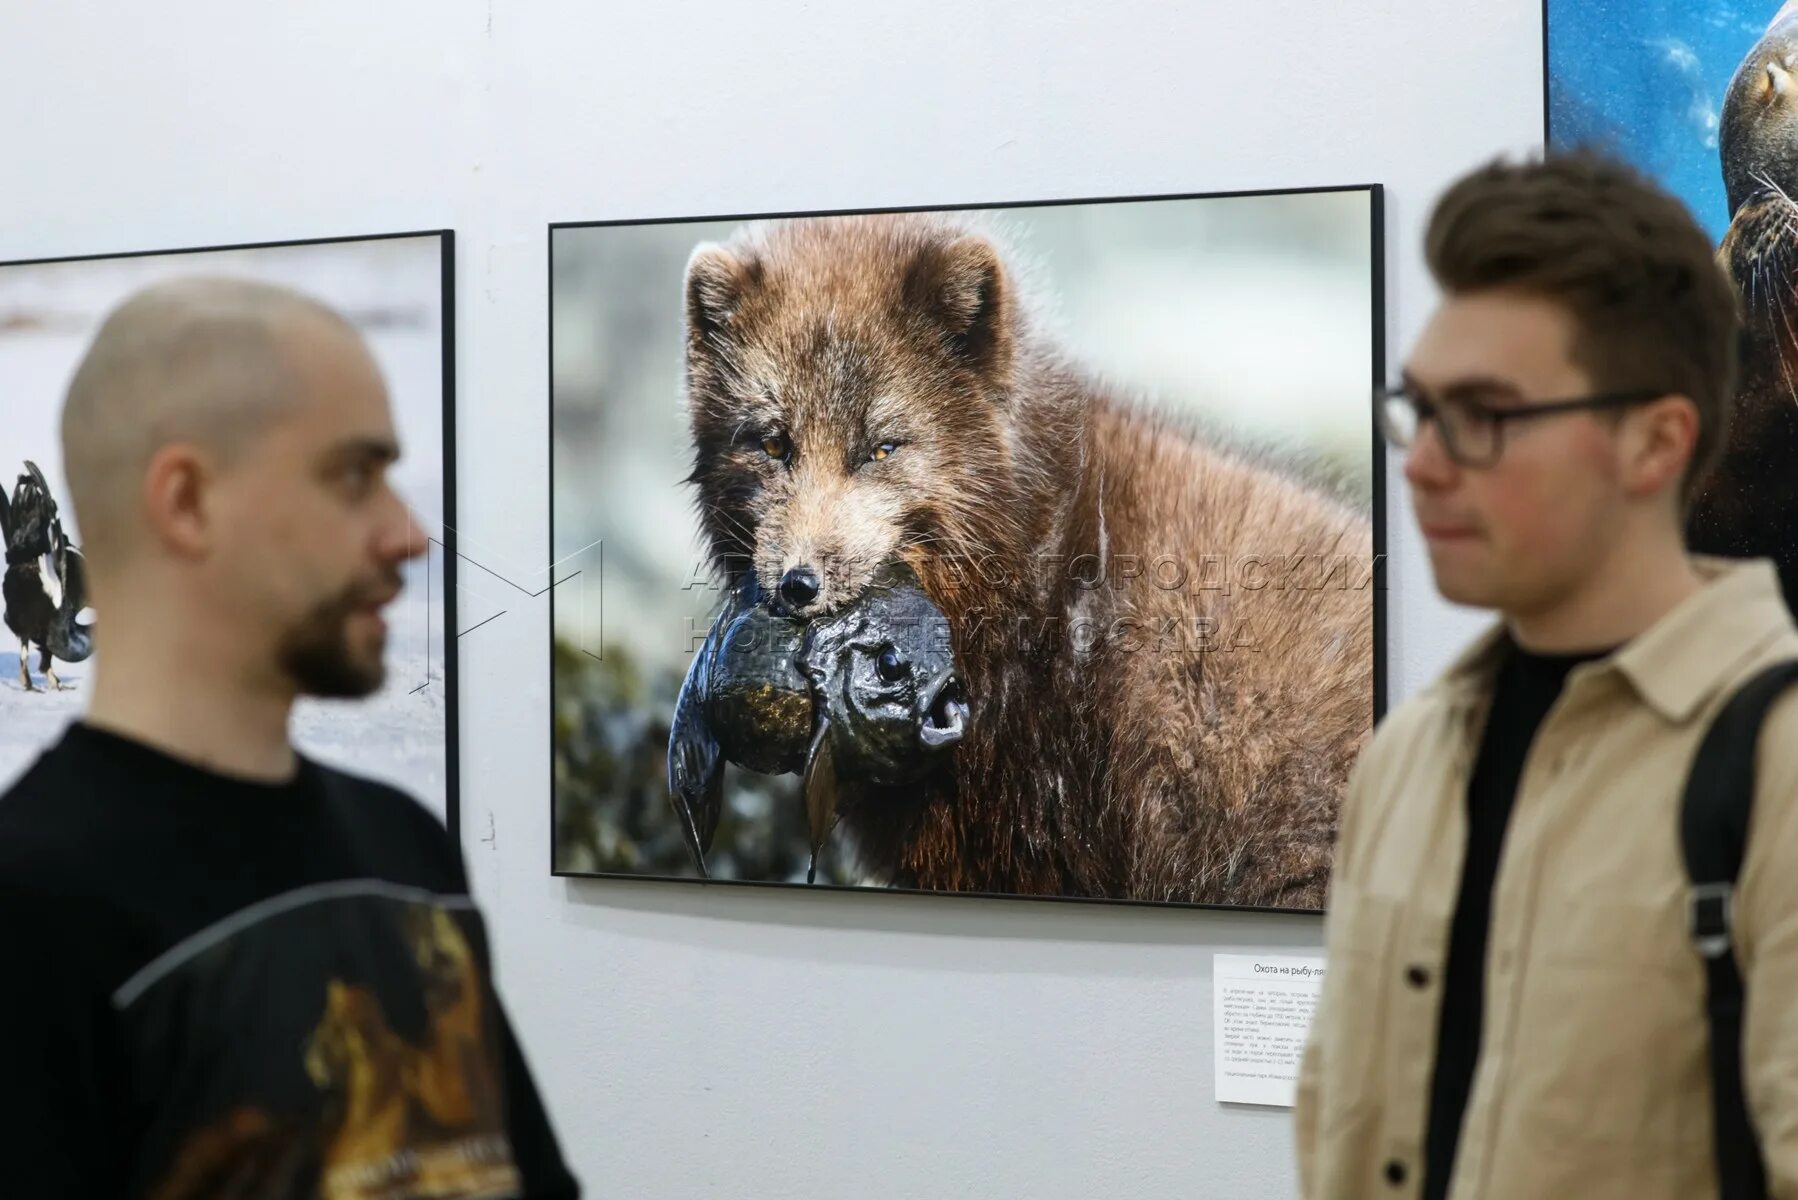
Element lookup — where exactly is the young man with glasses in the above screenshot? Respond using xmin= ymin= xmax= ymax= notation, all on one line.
xmin=1293 ymin=151 xmax=1798 ymax=1198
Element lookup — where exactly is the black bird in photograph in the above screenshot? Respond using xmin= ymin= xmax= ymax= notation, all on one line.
xmin=0 ymin=461 xmax=93 ymax=691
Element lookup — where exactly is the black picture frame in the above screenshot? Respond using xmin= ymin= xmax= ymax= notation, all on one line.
xmin=0 ymin=229 xmax=459 ymax=835
xmin=548 ymin=185 xmax=1387 ymax=915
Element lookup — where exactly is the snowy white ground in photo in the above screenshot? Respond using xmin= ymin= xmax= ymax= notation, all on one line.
xmin=0 ymin=651 xmax=88 ymax=791
xmin=0 ymin=641 xmax=447 ymax=822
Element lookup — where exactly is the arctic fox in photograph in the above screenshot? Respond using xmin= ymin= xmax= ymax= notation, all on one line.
xmin=682 ymin=213 xmax=1374 ymax=908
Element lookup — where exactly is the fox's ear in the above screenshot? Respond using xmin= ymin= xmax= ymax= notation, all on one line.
xmin=685 ymin=244 xmax=760 ymax=344
xmin=904 ymin=235 xmax=1012 ymax=376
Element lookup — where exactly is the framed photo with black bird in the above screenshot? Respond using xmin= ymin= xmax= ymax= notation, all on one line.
xmin=0 ymin=231 xmax=458 ymax=830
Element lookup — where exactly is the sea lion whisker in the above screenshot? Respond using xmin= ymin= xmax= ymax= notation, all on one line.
xmin=1767 ymin=170 xmax=1796 ymax=211
xmin=1775 ymin=209 xmax=1798 ymax=252
xmin=1775 ymin=301 xmax=1798 ymax=405
xmin=1752 ymin=169 xmax=1798 ymax=217
xmin=1769 ymin=273 xmax=1792 ymax=326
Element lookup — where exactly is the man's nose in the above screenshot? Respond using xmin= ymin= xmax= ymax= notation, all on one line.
xmin=1403 ymin=418 xmax=1459 ymax=491
xmin=378 ymin=498 xmax=429 ymax=564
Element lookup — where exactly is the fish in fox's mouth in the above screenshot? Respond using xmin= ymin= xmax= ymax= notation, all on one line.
xmin=918 ymin=667 xmax=969 ymax=748
xmin=666 ymin=558 xmax=968 ymax=880
xmin=801 ymin=567 xmax=966 ymax=782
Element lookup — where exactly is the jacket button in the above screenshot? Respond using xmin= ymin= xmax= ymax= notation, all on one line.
xmin=1385 ymin=1159 xmax=1407 ymax=1186
xmin=1405 ymin=965 xmax=1430 ymax=989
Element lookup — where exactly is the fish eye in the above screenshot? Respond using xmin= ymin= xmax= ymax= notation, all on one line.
xmin=876 ymin=645 xmax=907 ymax=682
xmin=761 ymin=433 xmax=789 ymax=461
xmin=868 ymin=441 xmax=899 ymax=463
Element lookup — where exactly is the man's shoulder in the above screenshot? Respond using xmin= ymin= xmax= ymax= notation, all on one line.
xmin=1704 ymin=624 xmax=1798 ymax=768
xmin=304 ymin=758 xmax=463 ymax=878
xmin=309 ymin=756 xmax=439 ymax=815
xmin=1741 ymin=631 xmax=1798 ymax=803
xmin=0 ymin=734 xmax=115 ymax=879
xmin=1334 ymin=676 xmax=1469 ymax=867
xmin=1359 ymin=682 xmax=1460 ymax=777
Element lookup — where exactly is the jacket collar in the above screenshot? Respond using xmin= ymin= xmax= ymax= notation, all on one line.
xmin=1436 ymin=556 xmax=1792 ymax=724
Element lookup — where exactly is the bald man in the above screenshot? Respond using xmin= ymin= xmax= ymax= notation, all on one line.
xmin=0 ymin=278 xmax=580 ymax=1198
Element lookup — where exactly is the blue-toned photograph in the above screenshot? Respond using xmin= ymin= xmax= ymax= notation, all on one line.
xmin=1549 ymin=0 xmax=1798 ymax=610
xmin=1547 ymin=0 xmax=1776 ymax=239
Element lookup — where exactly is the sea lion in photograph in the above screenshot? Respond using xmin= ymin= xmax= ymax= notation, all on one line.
xmin=1720 ymin=2 xmax=1798 ymax=217
xmin=1691 ymin=0 xmax=1798 ymax=610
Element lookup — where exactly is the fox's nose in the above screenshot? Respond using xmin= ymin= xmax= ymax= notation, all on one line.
xmin=780 ymin=566 xmax=821 ymax=609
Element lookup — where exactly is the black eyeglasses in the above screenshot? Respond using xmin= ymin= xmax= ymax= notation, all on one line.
xmin=1374 ymin=383 xmax=1670 ymax=468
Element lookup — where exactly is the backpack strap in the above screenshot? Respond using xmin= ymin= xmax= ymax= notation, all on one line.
xmin=1681 ymin=659 xmax=1798 ymax=1200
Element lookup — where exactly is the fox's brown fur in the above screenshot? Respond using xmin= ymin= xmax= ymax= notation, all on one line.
xmin=683 ymin=213 xmax=1374 ymax=908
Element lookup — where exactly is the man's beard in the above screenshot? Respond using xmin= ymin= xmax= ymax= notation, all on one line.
xmin=276 ymin=572 xmax=401 ymax=699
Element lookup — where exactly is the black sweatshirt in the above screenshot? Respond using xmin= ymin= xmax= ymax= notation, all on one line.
xmin=1422 ymin=638 xmax=1613 ymax=1200
xmin=0 ymin=721 xmax=580 ymax=1199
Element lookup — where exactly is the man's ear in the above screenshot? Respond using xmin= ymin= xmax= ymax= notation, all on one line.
xmin=902 ymin=235 xmax=1013 ymax=379
xmin=1625 ymin=393 xmax=1702 ymax=503
xmin=684 ymin=244 xmax=762 ymax=347
xmin=141 ymin=444 xmax=214 ymax=559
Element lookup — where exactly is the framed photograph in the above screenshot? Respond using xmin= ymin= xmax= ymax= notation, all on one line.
xmin=0 ymin=232 xmax=457 ymax=829
xmin=551 ymin=187 xmax=1384 ymax=911
xmin=1547 ymin=0 xmax=1798 ymax=610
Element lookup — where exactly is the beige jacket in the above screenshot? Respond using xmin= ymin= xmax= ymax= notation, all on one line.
xmin=1294 ymin=558 xmax=1798 ymax=1199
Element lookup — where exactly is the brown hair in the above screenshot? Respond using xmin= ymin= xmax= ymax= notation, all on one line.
xmin=1424 ymin=149 xmax=1741 ymax=505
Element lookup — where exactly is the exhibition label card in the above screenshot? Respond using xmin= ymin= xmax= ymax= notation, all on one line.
xmin=1213 ymin=953 xmax=1326 ymax=1107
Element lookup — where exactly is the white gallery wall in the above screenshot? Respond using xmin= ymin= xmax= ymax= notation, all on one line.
xmin=0 ymin=2 xmax=1539 ymax=1195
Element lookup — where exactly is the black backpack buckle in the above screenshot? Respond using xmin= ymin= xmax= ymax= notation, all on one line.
xmin=1691 ymin=882 xmax=1735 ymax=960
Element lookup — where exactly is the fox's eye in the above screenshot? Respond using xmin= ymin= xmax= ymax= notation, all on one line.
xmin=760 ymin=434 xmax=789 ymax=461
xmin=868 ymin=441 xmax=899 ymax=463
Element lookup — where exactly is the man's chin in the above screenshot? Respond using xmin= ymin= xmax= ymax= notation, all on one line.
xmin=297 ymin=670 xmax=386 ymax=700
xmin=277 ymin=597 xmax=394 ymax=699
xmin=338 ymin=646 xmax=389 ymax=696
xmin=285 ymin=646 xmax=388 ymax=699
xmin=1426 ymin=554 xmax=1502 ymax=611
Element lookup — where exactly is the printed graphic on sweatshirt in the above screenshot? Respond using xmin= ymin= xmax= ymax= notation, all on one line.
xmin=116 ymin=882 xmax=521 ymax=1200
